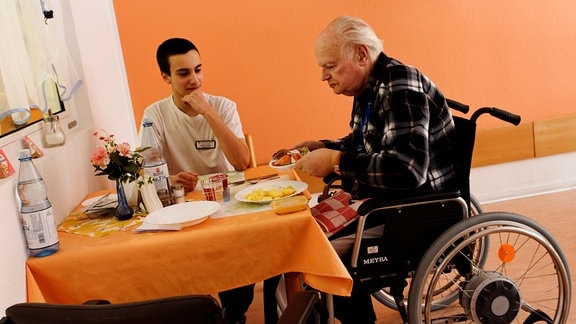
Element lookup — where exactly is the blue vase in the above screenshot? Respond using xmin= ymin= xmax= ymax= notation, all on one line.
xmin=115 ymin=180 xmax=134 ymax=221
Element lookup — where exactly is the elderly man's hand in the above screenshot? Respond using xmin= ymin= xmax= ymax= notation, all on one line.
xmin=290 ymin=140 xmax=325 ymax=152
xmin=295 ymin=148 xmax=340 ymax=178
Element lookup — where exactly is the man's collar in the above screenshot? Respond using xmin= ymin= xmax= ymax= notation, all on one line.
xmin=356 ymin=52 xmax=390 ymax=102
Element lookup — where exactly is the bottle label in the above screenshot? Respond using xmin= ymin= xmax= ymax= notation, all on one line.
xmin=143 ymin=163 xmax=170 ymax=193
xmin=20 ymin=206 xmax=59 ymax=249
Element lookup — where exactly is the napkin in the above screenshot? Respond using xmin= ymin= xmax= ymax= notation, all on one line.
xmin=310 ymin=191 xmax=359 ymax=237
xmin=58 ymin=212 xmax=144 ymax=238
xmin=133 ymin=222 xmax=182 ymax=233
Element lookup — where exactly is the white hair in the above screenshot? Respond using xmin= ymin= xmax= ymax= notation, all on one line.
xmin=326 ymin=16 xmax=383 ymax=61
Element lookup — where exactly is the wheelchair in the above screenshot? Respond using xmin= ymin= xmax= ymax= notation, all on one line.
xmin=318 ymin=100 xmax=572 ymax=323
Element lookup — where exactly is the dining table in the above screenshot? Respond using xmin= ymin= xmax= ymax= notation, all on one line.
xmin=25 ymin=166 xmax=353 ymax=306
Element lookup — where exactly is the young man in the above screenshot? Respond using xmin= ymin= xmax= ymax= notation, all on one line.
xmin=141 ymin=38 xmax=252 ymax=324
xmin=294 ymin=16 xmax=458 ymax=323
xmin=142 ymin=38 xmax=250 ymax=192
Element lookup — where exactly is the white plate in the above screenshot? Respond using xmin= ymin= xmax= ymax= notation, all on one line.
xmin=268 ymin=159 xmax=296 ymax=172
xmin=235 ymin=180 xmax=308 ymax=203
xmin=144 ymin=201 xmax=221 ymax=227
xmin=81 ymin=194 xmax=117 ymax=207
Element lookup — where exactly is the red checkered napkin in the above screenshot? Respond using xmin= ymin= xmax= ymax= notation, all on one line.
xmin=311 ymin=191 xmax=359 ymax=237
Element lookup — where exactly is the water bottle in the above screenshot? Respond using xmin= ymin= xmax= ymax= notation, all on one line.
xmin=17 ymin=149 xmax=59 ymax=257
xmin=140 ymin=118 xmax=171 ymax=205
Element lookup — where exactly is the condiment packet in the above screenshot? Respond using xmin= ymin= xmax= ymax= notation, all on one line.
xmin=270 ymin=196 xmax=309 ymax=214
xmin=23 ymin=136 xmax=43 ymax=158
xmin=0 ymin=149 xmax=15 ymax=178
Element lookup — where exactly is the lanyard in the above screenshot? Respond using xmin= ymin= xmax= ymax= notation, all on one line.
xmin=355 ymin=102 xmax=372 ymax=152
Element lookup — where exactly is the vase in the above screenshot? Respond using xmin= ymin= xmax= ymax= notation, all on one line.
xmin=115 ymin=179 xmax=134 ymax=221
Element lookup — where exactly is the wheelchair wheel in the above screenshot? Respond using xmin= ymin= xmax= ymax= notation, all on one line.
xmin=408 ymin=212 xmax=571 ymax=323
xmin=372 ymin=194 xmax=487 ymax=311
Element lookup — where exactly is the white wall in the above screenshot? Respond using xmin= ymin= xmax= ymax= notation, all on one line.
xmin=0 ymin=0 xmax=575 ymax=314
xmin=0 ymin=0 xmax=135 ymax=311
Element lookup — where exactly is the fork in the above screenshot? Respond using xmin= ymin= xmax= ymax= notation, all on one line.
xmin=230 ymin=174 xmax=279 ymax=186
xmin=248 ymin=175 xmax=280 ymax=184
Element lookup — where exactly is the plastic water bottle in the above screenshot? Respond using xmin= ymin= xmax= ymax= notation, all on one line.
xmin=140 ymin=118 xmax=171 ymax=205
xmin=17 ymin=149 xmax=59 ymax=257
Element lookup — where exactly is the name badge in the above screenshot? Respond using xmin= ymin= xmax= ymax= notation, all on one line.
xmin=196 ymin=140 xmax=216 ymax=150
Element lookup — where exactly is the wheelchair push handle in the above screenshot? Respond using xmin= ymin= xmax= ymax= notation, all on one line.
xmin=471 ymin=107 xmax=522 ymax=126
xmin=446 ymin=98 xmax=470 ymax=114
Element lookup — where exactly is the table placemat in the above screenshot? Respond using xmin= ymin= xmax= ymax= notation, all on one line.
xmin=58 ymin=210 xmax=146 ymax=238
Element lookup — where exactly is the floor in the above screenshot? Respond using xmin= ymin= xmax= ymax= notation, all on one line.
xmin=243 ymin=189 xmax=576 ymax=323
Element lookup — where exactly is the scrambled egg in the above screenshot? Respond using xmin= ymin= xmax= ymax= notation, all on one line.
xmin=244 ymin=186 xmax=296 ymax=201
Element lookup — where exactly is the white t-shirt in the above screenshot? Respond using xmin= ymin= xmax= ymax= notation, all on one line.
xmin=140 ymin=94 xmax=245 ymax=176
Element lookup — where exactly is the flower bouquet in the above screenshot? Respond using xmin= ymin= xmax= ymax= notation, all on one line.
xmin=89 ymin=130 xmax=149 ymax=220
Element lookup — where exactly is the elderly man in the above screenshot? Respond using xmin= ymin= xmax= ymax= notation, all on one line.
xmin=294 ymin=16 xmax=458 ymax=323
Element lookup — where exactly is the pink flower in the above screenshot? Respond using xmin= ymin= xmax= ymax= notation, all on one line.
xmin=90 ymin=129 xmax=148 ymax=184
xmin=90 ymin=146 xmax=110 ymax=168
xmin=116 ymin=142 xmax=133 ymax=158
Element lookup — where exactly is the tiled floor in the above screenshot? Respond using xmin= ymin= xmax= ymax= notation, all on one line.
xmin=245 ymin=189 xmax=576 ymax=323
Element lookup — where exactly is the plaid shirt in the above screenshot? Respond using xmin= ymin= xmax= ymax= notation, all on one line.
xmin=322 ymin=53 xmax=457 ymax=197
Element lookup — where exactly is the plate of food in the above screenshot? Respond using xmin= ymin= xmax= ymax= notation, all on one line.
xmin=269 ymin=147 xmax=309 ymax=171
xmin=234 ymin=180 xmax=308 ymax=203
xmin=144 ymin=201 xmax=221 ymax=227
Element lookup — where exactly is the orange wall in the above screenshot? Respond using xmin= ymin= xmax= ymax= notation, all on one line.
xmin=114 ymin=1 xmax=576 ymax=165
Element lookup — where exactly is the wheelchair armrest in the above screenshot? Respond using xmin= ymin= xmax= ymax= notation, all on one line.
xmin=320 ymin=173 xmax=344 ymax=202
xmin=357 ymin=190 xmax=462 ymax=216
xmin=322 ymin=173 xmax=341 ymax=185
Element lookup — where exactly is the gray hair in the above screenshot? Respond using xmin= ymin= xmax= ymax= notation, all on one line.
xmin=326 ymin=16 xmax=383 ymax=61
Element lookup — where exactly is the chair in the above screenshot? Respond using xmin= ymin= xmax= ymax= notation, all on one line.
xmin=317 ymin=101 xmax=482 ymax=321
xmin=243 ymin=133 xmax=284 ymax=323
xmin=319 ymin=103 xmax=572 ymax=322
xmin=1 ymin=291 xmax=326 ymax=324
xmin=1 ymin=295 xmax=225 ymax=324
xmin=244 ymin=133 xmax=257 ymax=168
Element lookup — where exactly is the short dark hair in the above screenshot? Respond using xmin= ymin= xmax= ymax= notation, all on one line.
xmin=156 ymin=38 xmax=199 ymax=75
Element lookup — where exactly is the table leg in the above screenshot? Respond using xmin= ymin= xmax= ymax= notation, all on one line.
xmin=284 ymin=273 xmax=335 ymax=324
xmin=326 ymin=293 xmax=335 ymax=324
xmin=283 ymin=272 xmax=304 ymax=303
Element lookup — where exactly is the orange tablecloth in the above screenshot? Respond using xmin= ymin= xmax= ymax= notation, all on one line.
xmin=25 ymin=168 xmax=352 ymax=304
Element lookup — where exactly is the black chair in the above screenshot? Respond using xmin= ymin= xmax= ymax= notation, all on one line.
xmin=1 ymin=291 xmax=326 ymax=324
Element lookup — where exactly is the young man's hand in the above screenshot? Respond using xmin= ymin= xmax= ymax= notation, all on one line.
xmin=171 ymin=171 xmax=199 ymax=192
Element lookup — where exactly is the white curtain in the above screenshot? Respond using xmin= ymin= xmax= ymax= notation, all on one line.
xmin=0 ymin=0 xmax=81 ymax=126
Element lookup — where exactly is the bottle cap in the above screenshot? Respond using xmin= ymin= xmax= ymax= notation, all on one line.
xmin=18 ymin=149 xmax=32 ymax=161
xmin=43 ymin=110 xmax=60 ymax=123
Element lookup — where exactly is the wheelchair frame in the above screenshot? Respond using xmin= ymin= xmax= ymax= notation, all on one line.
xmin=319 ymin=100 xmax=572 ymax=323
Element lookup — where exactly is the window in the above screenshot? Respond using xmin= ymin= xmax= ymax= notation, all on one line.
xmin=0 ymin=0 xmax=80 ymax=140
xmin=0 ymin=80 xmax=65 ymax=138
